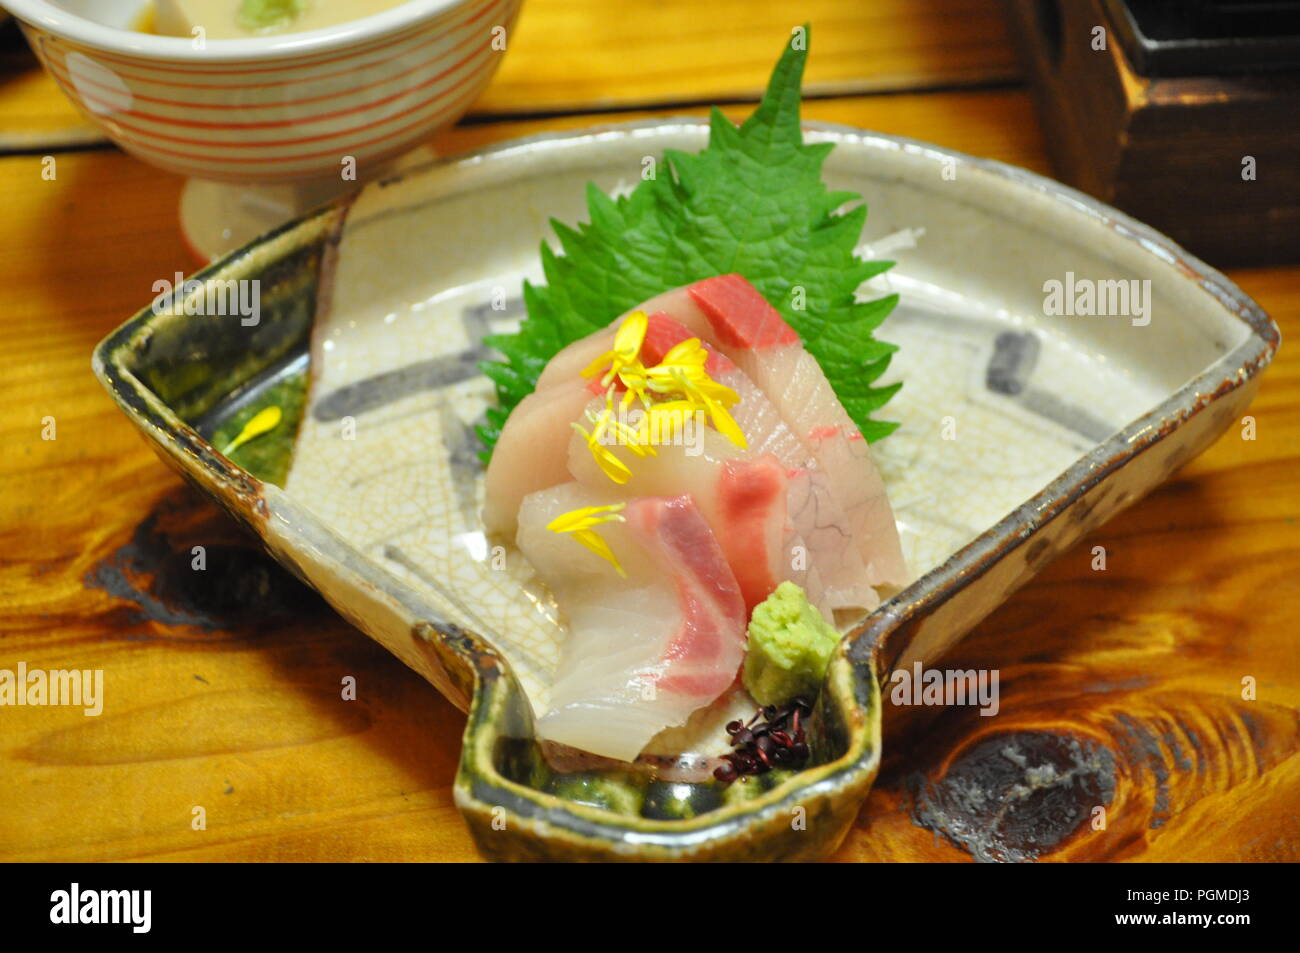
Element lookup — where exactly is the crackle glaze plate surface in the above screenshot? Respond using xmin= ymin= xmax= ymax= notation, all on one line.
xmin=93 ymin=120 xmax=1278 ymax=861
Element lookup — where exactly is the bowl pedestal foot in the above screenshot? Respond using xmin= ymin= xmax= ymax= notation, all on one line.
xmin=178 ymin=145 xmax=437 ymax=262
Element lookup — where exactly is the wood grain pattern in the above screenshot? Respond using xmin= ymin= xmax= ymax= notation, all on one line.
xmin=0 ymin=27 xmax=1296 ymax=862
xmin=480 ymin=0 xmax=1019 ymax=113
xmin=0 ymin=49 xmax=108 ymax=151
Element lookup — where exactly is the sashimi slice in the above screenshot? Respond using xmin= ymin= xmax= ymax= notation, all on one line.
xmin=486 ymin=315 xmax=664 ymax=537
xmin=638 ymin=313 xmax=879 ymax=610
xmin=685 ymin=274 xmax=909 ymax=588
xmin=533 ymin=325 xmax=614 ymax=392
xmin=482 ymin=377 xmax=594 ymax=536
xmin=489 ymin=278 xmax=903 ymax=596
xmin=565 ymin=401 xmax=793 ymax=615
xmin=531 ymin=286 xmax=730 ymax=392
xmin=517 ymin=484 xmax=747 ymax=761
xmin=784 ymin=466 xmax=879 ymax=612
xmin=641 ymin=312 xmax=737 ymax=377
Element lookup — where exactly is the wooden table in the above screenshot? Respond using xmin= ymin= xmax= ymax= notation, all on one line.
xmin=1 ymin=0 xmax=1295 ymax=863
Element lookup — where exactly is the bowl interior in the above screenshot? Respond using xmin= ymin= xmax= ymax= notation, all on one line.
xmin=8 ymin=0 xmax=460 ymax=57
xmin=48 ymin=0 xmax=145 ymax=30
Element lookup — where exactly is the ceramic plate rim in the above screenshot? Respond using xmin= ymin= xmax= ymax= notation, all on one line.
xmin=91 ymin=117 xmax=1280 ymax=853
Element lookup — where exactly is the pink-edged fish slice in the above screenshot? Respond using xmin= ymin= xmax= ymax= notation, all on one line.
xmin=516 ymin=484 xmax=747 ymax=762
xmin=565 ymin=398 xmax=798 ymax=616
xmin=686 ymin=274 xmax=909 ymax=589
xmin=532 ymin=285 xmax=739 ymax=392
xmin=643 ymin=311 xmax=800 ymax=462
xmin=640 ymin=311 xmax=880 ymax=610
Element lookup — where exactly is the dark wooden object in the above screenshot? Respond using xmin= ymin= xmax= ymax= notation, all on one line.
xmin=1006 ymin=0 xmax=1300 ymax=267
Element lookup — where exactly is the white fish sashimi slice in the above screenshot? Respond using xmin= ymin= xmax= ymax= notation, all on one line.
xmin=517 ymin=484 xmax=747 ymax=762
xmin=732 ymin=338 xmax=905 ymax=589
xmin=484 ymin=323 xmax=628 ymax=536
xmin=667 ymin=274 xmax=909 ymax=589
xmin=482 ymin=376 xmax=595 ymax=536
xmin=530 ymin=285 xmax=730 ymax=393
xmin=640 ymin=312 xmax=879 ymax=611
xmin=533 ymin=326 xmax=614 ymax=391
xmin=806 ymin=416 xmax=905 ymax=589
xmin=566 ymin=406 xmax=796 ymax=615
xmin=785 ymin=467 xmax=878 ymax=612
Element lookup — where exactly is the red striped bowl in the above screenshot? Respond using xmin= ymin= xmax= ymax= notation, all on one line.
xmin=4 ymin=0 xmax=521 ymax=183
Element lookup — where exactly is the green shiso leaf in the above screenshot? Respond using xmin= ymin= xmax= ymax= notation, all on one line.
xmin=477 ymin=26 xmax=900 ymax=459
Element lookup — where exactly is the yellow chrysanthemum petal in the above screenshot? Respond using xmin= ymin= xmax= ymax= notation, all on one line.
xmin=593 ymin=445 xmax=633 ymax=483
xmin=547 ymin=503 xmax=628 ymax=577
xmin=546 ymin=501 xmax=626 ymax=534
xmin=658 ymin=337 xmax=708 ymax=368
xmin=608 ymin=414 xmax=656 ymax=458
xmin=617 ymin=365 xmax=650 ymax=409
xmin=706 ymin=398 xmax=748 ymax=449
xmin=579 ymin=353 xmax=611 ymax=380
xmin=576 ymin=406 xmax=636 ymax=484
xmin=580 ymin=311 xmax=650 ymax=386
xmin=571 ymin=529 xmax=627 ymax=578
xmin=685 ymin=375 xmax=740 ymax=407
xmin=637 ymin=400 xmax=692 ymax=445
xmin=675 ymin=375 xmax=746 ymax=450
xmin=613 ymin=310 xmax=648 ymax=360
xmin=222 ymin=405 xmax=282 ymax=455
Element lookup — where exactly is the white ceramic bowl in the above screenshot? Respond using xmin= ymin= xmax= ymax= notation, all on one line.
xmin=3 ymin=0 xmax=521 ymax=183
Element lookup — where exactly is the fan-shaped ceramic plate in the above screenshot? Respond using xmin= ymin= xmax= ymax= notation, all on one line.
xmin=93 ymin=120 xmax=1278 ymax=861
